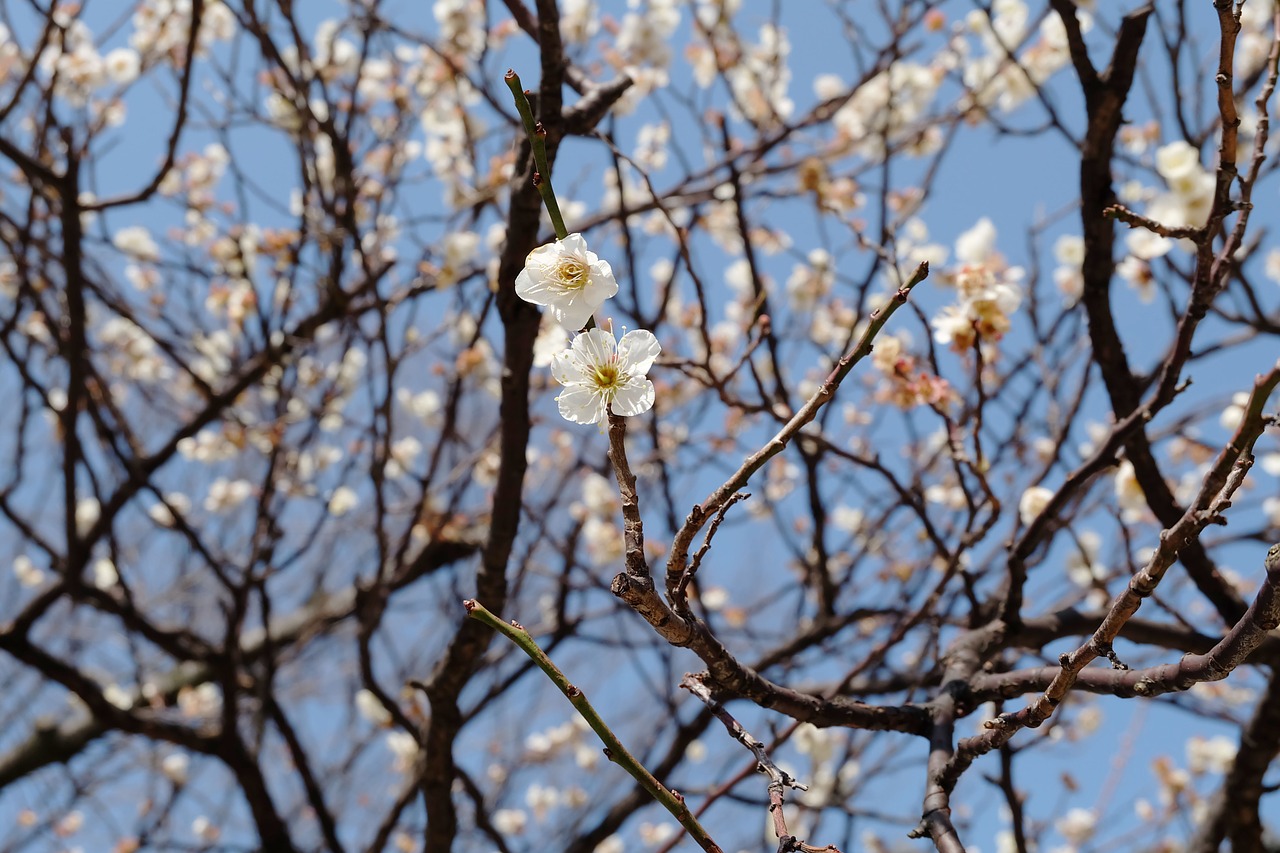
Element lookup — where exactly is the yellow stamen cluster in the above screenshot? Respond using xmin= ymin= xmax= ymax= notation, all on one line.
xmin=591 ymin=362 xmax=622 ymax=394
xmin=554 ymin=257 xmax=588 ymax=291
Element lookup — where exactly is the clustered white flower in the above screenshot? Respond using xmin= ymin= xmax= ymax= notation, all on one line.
xmin=931 ymin=217 xmax=1024 ymax=353
xmin=515 ymin=232 xmax=661 ymax=426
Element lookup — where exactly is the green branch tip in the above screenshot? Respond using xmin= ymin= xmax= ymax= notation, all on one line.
xmin=464 ymin=597 xmax=726 ymax=852
xmin=504 ymin=69 xmax=568 ymax=240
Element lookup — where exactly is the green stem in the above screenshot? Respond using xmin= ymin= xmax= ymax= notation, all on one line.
xmin=505 ymin=70 xmax=568 ymax=240
xmin=464 ymin=599 xmax=725 ymax=853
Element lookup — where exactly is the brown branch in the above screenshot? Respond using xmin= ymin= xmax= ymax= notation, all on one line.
xmin=682 ymin=674 xmax=842 ymax=853
xmin=1188 ymin=666 xmax=1280 ymax=853
xmin=942 ymin=363 xmax=1280 ymax=789
xmin=663 ymin=262 xmax=929 ymax=601
xmin=420 ymin=48 xmax=562 ymax=849
xmin=84 ymin=0 xmax=205 ymax=211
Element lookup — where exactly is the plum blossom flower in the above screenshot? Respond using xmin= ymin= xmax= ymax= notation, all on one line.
xmin=328 ymin=485 xmax=359 ymax=516
xmin=1187 ymin=735 xmax=1237 ymax=774
xmin=1018 ymin=485 xmax=1054 ymax=525
xmin=161 ymin=752 xmax=189 ymax=785
xmin=113 ymin=225 xmax=159 ymax=262
xmin=932 ymin=218 xmax=1023 ymax=351
xmin=1055 ymin=807 xmax=1097 ymax=846
xmin=355 ymin=689 xmax=393 ymax=726
xmin=515 ymin=233 xmax=619 ymax=331
xmin=12 ymin=555 xmax=44 ymax=588
xmin=550 ymin=328 xmax=660 ymax=425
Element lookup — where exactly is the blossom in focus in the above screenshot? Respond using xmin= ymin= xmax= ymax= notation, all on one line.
xmin=515 ymin=233 xmax=619 ymax=331
xmin=550 ymin=328 xmax=660 ymax=425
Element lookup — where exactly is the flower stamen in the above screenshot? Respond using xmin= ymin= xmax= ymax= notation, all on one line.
xmin=555 ymin=258 xmax=589 ymax=292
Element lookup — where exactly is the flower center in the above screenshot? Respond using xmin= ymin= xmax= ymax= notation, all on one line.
xmin=591 ymin=362 xmax=623 ymax=395
xmin=554 ymin=258 xmax=589 ymax=292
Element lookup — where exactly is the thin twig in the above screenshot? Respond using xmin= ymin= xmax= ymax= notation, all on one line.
xmin=464 ymin=600 xmax=726 ymax=853
xmin=682 ymin=674 xmax=842 ymax=853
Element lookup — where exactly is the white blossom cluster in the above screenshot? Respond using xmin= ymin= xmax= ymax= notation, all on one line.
xmin=516 ymin=233 xmax=661 ymax=426
xmin=959 ymin=0 xmax=1091 ymax=116
xmin=931 ymin=217 xmax=1024 ymax=354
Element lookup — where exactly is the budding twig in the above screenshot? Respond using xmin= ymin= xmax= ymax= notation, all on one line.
xmin=504 ymin=69 xmax=568 ymax=239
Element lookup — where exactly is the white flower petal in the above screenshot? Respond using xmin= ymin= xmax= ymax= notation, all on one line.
xmin=559 ymin=232 xmax=589 ymax=255
xmin=514 ymin=267 xmax=545 ymax=304
xmin=549 ymin=349 xmax=586 ymax=386
xmin=587 ymin=257 xmax=619 ymax=299
xmin=611 ymin=379 xmax=655 ymax=416
xmin=575 ymin=328 xmax=615 ymax=365
xmin=557 ymin=385 xmax=606 ymax=424
xmin=554 ymin=296 xmax=599 ymax=331
xmin=616 ymin=329 xmax=662 ymax=374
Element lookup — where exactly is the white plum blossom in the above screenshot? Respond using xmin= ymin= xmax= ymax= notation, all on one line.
xmin=356 ymin=689 xmax=393 ymax=726
xmin=1187 ymin=735 xmax=1237 ymax=774
xmin=1220 ymin=391 xmax=1250 ymax=431
xmin=385 ymin=730 xmax=419 ymax=772
xmin=1265 ymin=248 xmax=1280 ymax=284
xmin=103 ymin=683 xmax=134 ymax=709
xmin=560 ymin=0 xmax=599 ymax=44
xmin=398 ymin=388 xmax=442 ymax=427
xmin=550 ymin=328 xmax=660 ymax=425
xmin=1114 ymin=459 xmax=1146 ymax=522
xmin=178 ymin=683 xmax=221 ymax=719
xmin=92 ymin=557 xmax=119 ymax=590
xmin=192 ymin=816 xmax=220 ymax=842
xmin=438 ymin=230 xmax=480 ymax=286
xmin=532 ymin=314 xmax=571 ymax=368
xmin=1066 ymin=530 xmax=1107 ymax=590
xmin=204 ymin=478 xmax=253 ymax=512
xmin=581 ymin=516 xmax=624 ymax=566
xmin=492 ymin=809 xmax=527 ymax=835
xmin=1053 ymin=234 xmax=1084 ymax=302
xmin=328 ymin=486 xmax=359 ymax=517
xmin=161 ymin=752 xmax=190 ymax=785
xmin=1055 ymin=807 xmax=1097 ymax=846
xmin=54 ymin=811 xmax=84 ymax=837
xmin=955 ymin=217 xmax=997 ymax=265
xmin=75 ymin=497 xmax=100 ymax=535
xmin=1265 ymin=496 xmax=1280 ymax=528
xmin=146 ymin=491 xmax=185 ymax=525
xmin=12 ymin=555 xmax=45 ymax=588
xmin=1156 ymin=140 xmax=1201 ymax=183
xmin=1018 ymin=485 xmax=1054 ymax=525
xmin=104 ymin=48 xmax=141 ymax=85
xmin=525 ymin=783 xmax=559 ymax=821
xmin=831 ymin=504 xmax=865 ymax=534
xmin=113 ymin=226 xmax=160 ymax=262
xmin=932 ymin=218 xmax=1023 ymax=351
xmin=786 ymin=248 xmax=835 ymax=311
xmin=515 ymin=234 xmax=619 ymax=331
xmin=1145 ymin=139 xmax=1216 ymax=231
